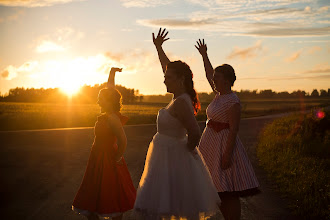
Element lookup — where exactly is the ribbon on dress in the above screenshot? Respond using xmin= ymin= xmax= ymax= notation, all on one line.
xmin=207 ymin=119 xmax=229 ymax=132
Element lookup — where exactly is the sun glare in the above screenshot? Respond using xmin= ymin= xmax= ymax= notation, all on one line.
xmin=58 ymin=69 xmax=83 ymax=96
xmin=60 ymin=84 xmax=81 ymax=96
xmin=28 ymin=55 xmax=120 ymax=97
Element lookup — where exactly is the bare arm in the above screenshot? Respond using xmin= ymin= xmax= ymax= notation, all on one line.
xmin=221 ymin=103 xmax=241 ymax=170
xmin=107 ymin=67 xmax=122 ymax=88
xmin=153 ymin=28 xmax=171 ymax=73
xmin=173 ymin=98 xmax=201 ymax=151
xmin=108 ymin=115 xmax=127 ymax=162
xmin=195 ymin=39 xmax=216 ymax=93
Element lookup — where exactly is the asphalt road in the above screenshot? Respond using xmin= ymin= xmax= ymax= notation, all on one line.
xmin=0 ymin=114 xmax=299 ymax=220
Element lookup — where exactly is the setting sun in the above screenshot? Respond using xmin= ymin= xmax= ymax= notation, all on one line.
xmin=60 ymin=83 xmax=81 ymax=96
xmin=34 ymin=56 xmax=115 ymax=97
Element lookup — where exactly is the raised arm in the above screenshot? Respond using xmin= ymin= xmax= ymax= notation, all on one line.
xmin=195 ymin=39 xmax=216 ymax=93
xmin=107 ymin=67 xmax=122 ymax=88
xmin=152 ymin=28 xmax=171 ymax=73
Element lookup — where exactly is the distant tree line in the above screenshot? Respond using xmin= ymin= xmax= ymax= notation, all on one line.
xmin=0 ymin=87 xmax=329 ymax=104
xmin=144 ymin=89 xmax=330 ymax=103
xmin=0 ymin=83 xmax=143 ymax=104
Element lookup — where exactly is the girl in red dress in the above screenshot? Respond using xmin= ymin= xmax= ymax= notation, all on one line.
xmin=72 ymin=67 xmax=136 ymax=220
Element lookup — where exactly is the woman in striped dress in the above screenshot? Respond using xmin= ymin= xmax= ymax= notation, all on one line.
xmin=195 ymin=39 xmax=260 ymax=220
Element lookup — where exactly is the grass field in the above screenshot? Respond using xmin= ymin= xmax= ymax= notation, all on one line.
xmin=257 ymin=110 xmax=329 ymax=218
xmin=0 ymin=98 xmax=329 ymax=131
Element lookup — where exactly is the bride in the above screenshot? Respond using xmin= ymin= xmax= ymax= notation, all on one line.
xmin=134 ymin=28 xmax=220 ymax=220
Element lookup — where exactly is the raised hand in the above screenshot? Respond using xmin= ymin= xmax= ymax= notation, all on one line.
xmin=195 ymin=39 xmax=207 ymax=56
xmin=110 ymin=67 xmax=122 ymax=73
xmin=108 ymin=67 xmax=122 ymax=88
xmin=152 ymin=28 xmax=170 ymax=48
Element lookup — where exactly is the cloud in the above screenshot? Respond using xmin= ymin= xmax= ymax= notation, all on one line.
xmin=318 ymin=6 xmax=329 ymax=13
xmin=246 ymin=26 xmax=330 ymax=37
xmin=285 ymin=50 xmax=303 ymax=62
xmin=135 ymin=1 xmax=330 ymax=37
xmin=304 ymin=68 xmax=330 ymax=74
xmin=0 ymin=0 xmax=84 ymax=7
xmin=1 ymin=70 xmax=9 ymax=78
xmin=0 ymin=9 xmax=24 ymax=23
xmin=307 ymin=46 xmax=322 ymax=54
xmin=240 ymin=74 xmax=330 ymax=80
xmin=1 ymin=61 xmax=38 ymax=80
xmin=120 ymin=0 xmax=174 ymax=8
xmin=34 ymin=27 xmax=84 ymax=53
xmin=1 ymin=66 xmax=17 ymax=80
xmin=36 ymin=41 xmax=66 ymax=53
xmin=104 ymin=51 xmax=123 ymax=62
xmin=137 ymin=18 xmax=214 ymax=28
xmin=284 ymin=46 xmax=323 ymax=63
xmin=227 ymin=41 xmax=263 ymax=60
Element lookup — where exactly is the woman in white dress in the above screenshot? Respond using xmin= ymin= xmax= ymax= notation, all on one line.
xmin=134 ymin=28 xmax=220 ymax=220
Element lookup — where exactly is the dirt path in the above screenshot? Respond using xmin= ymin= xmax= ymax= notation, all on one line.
xmin=0 ymin=114 xmax=298 ymax=220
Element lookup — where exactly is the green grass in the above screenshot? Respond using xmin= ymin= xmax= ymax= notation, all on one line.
xmin=256 ymin=108 xmax=330 ymax=219
xmin=0 ymin=98 xmax=329 ymax=131
xmin=0 ymin=102 xmax=166 ymax=131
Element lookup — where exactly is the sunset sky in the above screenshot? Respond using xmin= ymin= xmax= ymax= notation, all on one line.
xmin=0 ymin=0 xmax=329 ymax=96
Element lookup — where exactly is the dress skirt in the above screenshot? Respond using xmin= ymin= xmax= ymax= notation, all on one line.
xmin=134 ymin=132 xmax=220 ymax=220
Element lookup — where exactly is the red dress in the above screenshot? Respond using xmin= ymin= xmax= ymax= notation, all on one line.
xmin=72 ymin=113 xmax=136 ymax=217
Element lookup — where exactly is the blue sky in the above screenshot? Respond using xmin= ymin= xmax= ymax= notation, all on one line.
xmin=0 ymin=0 xmax=329 ymax=95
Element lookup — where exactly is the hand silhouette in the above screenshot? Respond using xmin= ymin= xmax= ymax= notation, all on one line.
xmin=110 ymin=67 xmax=122 ymax=73
xmin=152 ymin=28 xmax=169 ymax=47
xmin=195 ymin=39 xmax=207 ymax=56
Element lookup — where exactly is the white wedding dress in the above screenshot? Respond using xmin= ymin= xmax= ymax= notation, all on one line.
xmin=134 ymin=93 xmax=220 ymax=220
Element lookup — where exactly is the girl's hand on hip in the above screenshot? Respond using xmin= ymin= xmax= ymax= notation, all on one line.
xmin=221 ymin=152 xmax=232 ymax=170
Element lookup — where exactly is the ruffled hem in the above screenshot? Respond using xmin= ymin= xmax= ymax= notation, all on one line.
xmin=134 ymin=208 xmax=219 ymax=220
xmin=72 ymin=206 xmax=123 ymax=219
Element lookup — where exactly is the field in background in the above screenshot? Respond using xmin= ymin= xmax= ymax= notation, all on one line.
xmin=0 ymin=98 xmax=329 ymax=131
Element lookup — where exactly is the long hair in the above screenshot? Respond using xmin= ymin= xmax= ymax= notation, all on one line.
xmin=98 ymin=87 xmax=122 ymax=113
xmin=166 ymin=61 xmax=201 ymax=115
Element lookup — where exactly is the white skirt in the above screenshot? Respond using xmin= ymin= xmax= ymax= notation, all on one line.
xmin=134 ymin=133 xmax=220 ymax=220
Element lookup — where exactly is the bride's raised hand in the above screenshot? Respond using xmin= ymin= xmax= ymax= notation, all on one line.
xmin=195 ymin=39 xmax=207 ymax=56
xmin=152 ymin=28 xmax=169 ymax=48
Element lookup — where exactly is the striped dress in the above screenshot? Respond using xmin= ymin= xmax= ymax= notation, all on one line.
xmin=198 ymin=92 xmax=259 ymax=195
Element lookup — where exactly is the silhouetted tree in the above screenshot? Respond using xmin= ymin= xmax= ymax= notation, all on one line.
xmin=259 ymin=89 xmax=275 ymax=98
xmin=311 ymin=89 xmax=319 ymax=97
xmin=320 ymin=89 xmax=327 ymax=97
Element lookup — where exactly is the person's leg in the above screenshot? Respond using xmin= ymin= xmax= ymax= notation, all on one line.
xmin=112 ymin=214 xmax=123 ymax=220
xmin=218 ymin=192 xmax=229 ymax=219
xmin=226 ymin=194 xmax=241 ymax=220
xmin=219 ymin=192 xmax=241 ymax=220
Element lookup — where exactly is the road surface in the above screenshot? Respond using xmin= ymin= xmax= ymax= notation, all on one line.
xmin=0 ymin=114 xmax=299 ymax=219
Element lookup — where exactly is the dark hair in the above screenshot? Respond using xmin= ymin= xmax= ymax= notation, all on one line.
xmin=98 ymin=88 xmax=122 ymax=112
xmin=166 ymin=60 xmax=201 ymax=115
xmin=214 ymin=64 xmax=236 ymax=86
